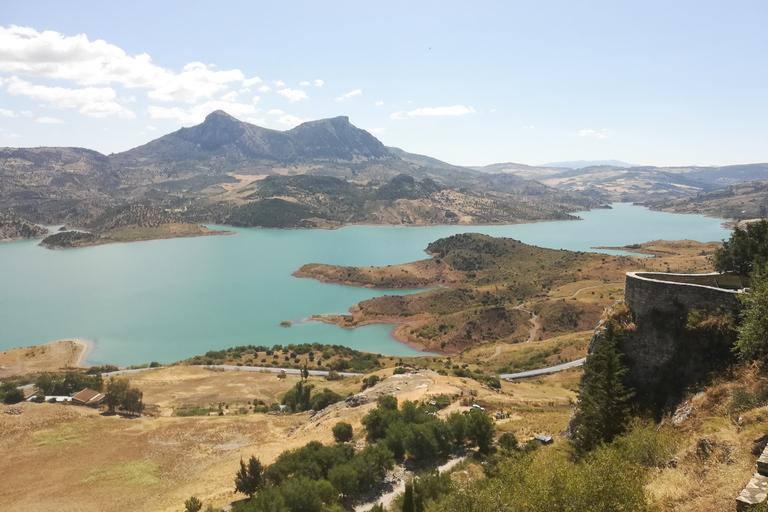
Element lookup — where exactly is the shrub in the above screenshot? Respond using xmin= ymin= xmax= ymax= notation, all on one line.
xmin=332 ymin=422 xmax=354 ymax=443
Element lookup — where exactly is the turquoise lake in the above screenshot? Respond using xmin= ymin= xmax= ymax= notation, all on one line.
xmin=0 ymin=204 xmax=730 ymax=366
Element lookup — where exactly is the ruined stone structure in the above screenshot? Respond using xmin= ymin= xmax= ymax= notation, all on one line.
xmin=737 ymin=444 xmax=768 ymax=510
xmin=624 ymin=272 xmax=744 ymax=317
xmin=617 ymin=272 xmax=744 ymax=410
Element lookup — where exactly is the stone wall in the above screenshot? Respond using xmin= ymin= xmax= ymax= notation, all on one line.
xmin=616 ymin=272 xmax=743 ymax=410
xmin=625 ymin=272 xmax=743 ymax=317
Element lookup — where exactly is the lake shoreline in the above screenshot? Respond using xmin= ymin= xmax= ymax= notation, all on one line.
xmin=307 ymin=313 xmax=442 ymax=355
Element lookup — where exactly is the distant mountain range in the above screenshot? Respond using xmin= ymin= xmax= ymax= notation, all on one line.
xmin=0 ymin=111 xmax=602 ymax=229
xmin=1 ymin=110 xmax=766 ymax=230
xmin=539 ymin=160 xmax=638 ymax=169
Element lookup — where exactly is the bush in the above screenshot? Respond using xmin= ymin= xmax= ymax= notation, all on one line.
xmin=184 ymin=496 xmax=203 ymax=512
xmin=611 ymin=420 xmax=677 ymax=468
xmin=498 ymin=432 xmax=519 ymax=452
xmin=332 ymin=422 xmax=354 ymax=443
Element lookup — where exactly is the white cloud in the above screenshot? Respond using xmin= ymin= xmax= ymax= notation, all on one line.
xmin=147 ymin=62 xmax=244 ymax=102
xmin=147 ymin=100 xmax=257 ymax=124
xmin=274 ymin=80 xmax=286 ymax=87
xmin=145 ymin=125 xmax=157 ymax=131
xmin=314 ymin=79 xmax=323 ymax=87
xmin=20 ymin=110 xmax=33 ymax=117
xmin=243 ymin=77 xmax=262 ymax=86
xmin=246 ymin=117 xmax=266 ymax=125
xmin=299 ymin=81 xmax=310 ymax=86
xmin=258 ymin=85 xmax=271 ymax=92
xmin=374 ymin=101 xmax=384 ymax=107
xmin=389 ymin=111 xmax=408 ymax=120
xmin=220 ymin=91 xmax=238 ymax=102
xmin=37 ymin=116 xmax=64 ymax=124
xmin=0 ymin=108 xmax=15 ymax=117
xmin=268 ymin=109 xmax=284 ymax=115
xmin=0 ymin=129 xmax=20 ymax=137
xmin=0 ymin=26 xmax=247 ymax=104
xmin=578 ymin=129 xmax=609 ymax=139
xmin=275 ymin=114 xmax=304 ymax=126
xmin=277 ymin=88 xmax=308 ymax=102
xmin=337 ymin=89 xmax=362 ymax=100
xmin=4 ymin=76 xmax=135 ymax=118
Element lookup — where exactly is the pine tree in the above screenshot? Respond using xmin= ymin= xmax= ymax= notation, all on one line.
xmin=234 ymin=456 xmax=263 ymax=497
xmin=736 ymin=264 xmax=768 ymax=360
xmin=572 ymin=322 xmax=634 ymax=455
xmin=402 ymin=480 xmax=416 ymax=512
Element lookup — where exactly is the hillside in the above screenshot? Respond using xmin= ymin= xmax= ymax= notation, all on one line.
xmin=648 ymin=180 xmax=768 ymax=220
xmin=0 ymin=212 xmax=49 ymax=241
xmin=487 ymin=161 xmax=768 ymax=204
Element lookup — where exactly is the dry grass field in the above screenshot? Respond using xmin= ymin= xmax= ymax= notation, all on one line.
xmin=0 ymin=340 xmax=87 ymax=378
xmin=0 ymin=362 xmax=579 ymax=512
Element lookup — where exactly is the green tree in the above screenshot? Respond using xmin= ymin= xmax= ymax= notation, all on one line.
xmin=498 ymin=432 xmax=518 ymax=452
xmin=405 ymin=423 xmax=440 ymax=461
xmin=2 ymin=386 xmax=24 ymax=404
xmin=123 ymin=387 xmax=144 ymax=416
xmin=332 ymin=422 xmax=353 ymax=443
xmin=328 ymin=464 xmax=358 ymax=496
xmin=378 ymin=394 xmax=398 ymax=410
xmin=280 ymin=477 xmax=322 ymax=512
xmin=466 ymin=409 xmax=495 ymax=454
xmin=571 ymin=322 xmax=634 ymax=455
xmin=446 ymin=412 xmax=468 ymax=449
xmin=351 ymin=443 xmax=395 ymax=491
xmin=235 ymin=456 xmax=264 ymax=497
xmin=713 ymin=219 xmax=768 ymax=276
xmin=736 ymin=264 xmax=768 ymax=360
xmin=247 ymin=485 xmax=287 ymax=512
xmin=402 ymin=480 xmax=416 ymax=512
xmin=384 ymin=421 xmax=409 ymax=459
xmin=104 ymin=377 xmax=129 ymax=413
xmin=184 ymin=496 xmax=203 ymax=512
xmin=282 ymin=381 xmax=313 ymax=412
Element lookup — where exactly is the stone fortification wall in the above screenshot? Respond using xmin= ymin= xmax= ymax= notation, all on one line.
xmin=614 ymin=272 xmax=743 ymax=410
xmin=624 ymin=272 xmax=742 ymax=318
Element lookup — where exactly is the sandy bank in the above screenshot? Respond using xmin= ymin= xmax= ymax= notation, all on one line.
xmin=0 ymin=339 xmax=91 ymax=377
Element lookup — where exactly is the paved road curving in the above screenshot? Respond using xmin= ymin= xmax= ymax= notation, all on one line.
xmin=500 ymin=357 xmax=586 ymax=381
xmin=101 ymin=365 xmax=364 ymax=378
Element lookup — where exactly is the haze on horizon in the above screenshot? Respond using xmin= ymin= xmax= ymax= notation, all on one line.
xmin=1 ymin=1 xmax=767 ymax=169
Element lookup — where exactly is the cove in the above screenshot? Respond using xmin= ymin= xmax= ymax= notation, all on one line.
xmin=0 ymin=204 xmax=730 ymax=366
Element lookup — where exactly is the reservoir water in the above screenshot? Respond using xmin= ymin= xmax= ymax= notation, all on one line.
xmin=0 ymin=204 xmax=729 ymax=366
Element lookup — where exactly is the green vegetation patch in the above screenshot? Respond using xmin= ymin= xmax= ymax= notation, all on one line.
xmin=33 ymin=423 xmax=84 ymax=446
xmin=227 ymin=199 xmax=320 ymax=228
xmin=83 ymin=460 xmax=160 ymax=486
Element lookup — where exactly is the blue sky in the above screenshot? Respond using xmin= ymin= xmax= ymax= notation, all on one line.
xmin=1 ymin=1 xmax=767 ymax=167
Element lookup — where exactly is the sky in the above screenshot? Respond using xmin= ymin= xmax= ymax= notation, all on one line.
xmin=1 ymin=1 xmax=767 ymax=167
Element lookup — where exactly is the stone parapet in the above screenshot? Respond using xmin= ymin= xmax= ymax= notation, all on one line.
xmin=625 ymin=272 xmax=743 ymax=318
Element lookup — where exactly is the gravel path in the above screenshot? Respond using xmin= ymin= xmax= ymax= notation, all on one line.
xmin=354 ymin=455 xmax=469 ymax=512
